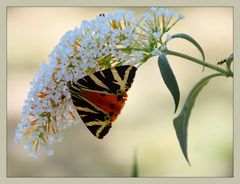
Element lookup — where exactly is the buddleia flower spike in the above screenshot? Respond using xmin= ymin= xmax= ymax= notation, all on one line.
xmin=15 ymin=10 xmax=144 ymax=158
xmin=15 ymin=7 xmax=185 ymax=158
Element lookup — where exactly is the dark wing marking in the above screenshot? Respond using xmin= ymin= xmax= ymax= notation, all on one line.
xmin=68 ymin=65 xmax=137 ymax=139
xmin=75 ymin=65 xmax=137 ymax=94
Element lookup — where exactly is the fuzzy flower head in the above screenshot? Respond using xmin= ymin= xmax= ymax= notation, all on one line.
xmin=15 ymin=8 xmax=184 ymax=158
xmin=138 ymin=7 xmax=184 ymax=56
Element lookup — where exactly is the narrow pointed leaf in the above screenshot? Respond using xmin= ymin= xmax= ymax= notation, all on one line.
xmin=158 ymin=54 xmax=180 ymax=113
xmin=173 ymin=73 xmax=225 ymax=164
xmin=132 ymin=149 xmax=138 ymax=177
xmin=171 ymin=33 xmax=205 ymax=70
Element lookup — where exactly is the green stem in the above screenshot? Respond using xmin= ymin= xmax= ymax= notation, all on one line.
xmin=166 ymin=50 xmax=233 ymax=77
xmin=137 ymin=54 xmax=152 ymax=68
xmin=166 ymin=18 xmax=180 ymax=32
xmin=117 ymin=47 xmax=150 ymax=53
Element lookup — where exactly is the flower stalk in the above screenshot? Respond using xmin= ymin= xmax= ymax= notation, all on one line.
xmin=166 ymin=49 xmax=233 ymax=77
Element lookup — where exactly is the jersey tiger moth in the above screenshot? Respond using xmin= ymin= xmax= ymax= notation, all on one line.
xmin=68 ymin=65 xmax=137 ymax=139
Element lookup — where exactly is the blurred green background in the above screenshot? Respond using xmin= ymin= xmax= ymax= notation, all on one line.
xmin=7 ymin=7 xmax=233 ymax=177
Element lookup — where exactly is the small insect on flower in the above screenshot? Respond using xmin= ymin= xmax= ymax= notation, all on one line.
xmin=99 ymin=13 xmax=105 ymax=17
xmin=217 ymin=59 xmax=227 ymax=65
xmin=68 ymin=65 xmax=137 ymax=139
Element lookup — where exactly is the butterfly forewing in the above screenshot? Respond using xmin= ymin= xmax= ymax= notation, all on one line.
xmin=69 ymin=65 xmax=137 ymax=139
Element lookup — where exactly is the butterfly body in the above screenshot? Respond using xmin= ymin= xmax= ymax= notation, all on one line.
xmin=68 ymin=65 xmax=137 ymax=138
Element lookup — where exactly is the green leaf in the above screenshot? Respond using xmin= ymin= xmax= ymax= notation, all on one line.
xmin=158 ymin=54 xmax=180 ymax=113
xmin=226 ymin=53 xmax=233 ymax=71
xmin=171 ymin=33 xmax=205 ymax=70
xmin=173 ymin=73 xmax=225 ymax=165
xmin=132 ymin=149 xmax=138 ymax=177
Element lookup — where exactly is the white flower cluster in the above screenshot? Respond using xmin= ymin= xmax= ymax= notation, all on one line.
xmin=139 ymin=7 xmax=184 ymax=56
xmin=14 ymin=10 xmax=143 ymax=158
xmin=15 ymin=8 xmax=184 ymax=158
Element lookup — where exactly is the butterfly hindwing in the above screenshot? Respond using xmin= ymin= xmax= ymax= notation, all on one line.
xmin=69 ymin=65 xmax=137 ymax=139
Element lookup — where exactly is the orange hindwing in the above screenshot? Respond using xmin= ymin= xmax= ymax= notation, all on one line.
xmin=68 ymin=65 xmax=137 ymax=139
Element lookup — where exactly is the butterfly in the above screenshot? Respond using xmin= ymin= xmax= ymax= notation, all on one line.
xmin=68 ymin=65 xmax=137 ymax=139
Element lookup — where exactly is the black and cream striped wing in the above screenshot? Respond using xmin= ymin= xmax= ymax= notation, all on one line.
xmin=76 ymin=65 xmax=136 ymax=94
xmin=68 ymin=65 xmax=137 ymax=139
